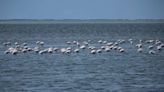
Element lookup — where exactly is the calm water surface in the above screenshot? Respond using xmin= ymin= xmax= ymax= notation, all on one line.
xmin=0 ymin=23 xmax=164 ymax=92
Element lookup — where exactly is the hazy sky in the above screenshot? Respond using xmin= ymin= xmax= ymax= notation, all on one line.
xmin=0 ymin=0 xmax=164 ymax=19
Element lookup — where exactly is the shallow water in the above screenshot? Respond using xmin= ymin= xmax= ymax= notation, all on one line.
xmin=0 ymin=23 xmax=164 ymax=92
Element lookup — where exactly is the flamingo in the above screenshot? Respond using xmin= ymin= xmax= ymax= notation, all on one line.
xmin=90 ymin=50 xmax=96 ymax=54
xmin=96 ymin=49 xmax=102 ymax=53
xmin=119 ymin=49 xmax=125 ymax=53
xmin=80 ymin=45 xmax=86 ymax=49
xmin=74 ymin=49 xmax=80 ymax=53
xmin=149 ymin=50 xmax=155 ymax=54
xmin=137 ymin=48 xmax=143 ymax=53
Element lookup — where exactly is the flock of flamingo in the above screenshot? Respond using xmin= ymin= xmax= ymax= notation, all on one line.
xmin=2 ymin=39 xmax=164 ymax=55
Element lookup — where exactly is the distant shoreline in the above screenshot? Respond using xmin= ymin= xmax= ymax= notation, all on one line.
xmin=0 ymin=19 xmax=164 ymax=24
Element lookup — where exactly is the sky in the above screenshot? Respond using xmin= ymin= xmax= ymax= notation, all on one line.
xmin=0 ymin=0 xmax=164 ymax=19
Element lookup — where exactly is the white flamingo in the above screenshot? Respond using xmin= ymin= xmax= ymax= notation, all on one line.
xmin=66 ymin=41 xmax=71 ymax=44
xmin=148 ymin=45 xmax=154 ymax=49
xmin=80 ymin=45 xmax=86 ymax=49
xmin=96 ymin=49 xmax=102 ymax=53
xmin=119 ymin=49 xmax=125 ymax=52
xmin=136 ymin=43 xmax=143 ymax=48
xmin=104 ymin=47 xmax=111 ymax=52
xmin=137 ymin=48 xmax=143 ymax=53
xmin=157 ymin=46 xmax=162 ymax=50
xmin=90 ymin=50 xmax=96 ymax=54
xmin=74 ymin=49 xmax=80 ymax=53
xmin=149 ymin=50 xmax=155 ymax=54
xmin=98 ymin=40 xmax=103 ymax=44
xmin=47 ymin=48 xmax=53 ymax=53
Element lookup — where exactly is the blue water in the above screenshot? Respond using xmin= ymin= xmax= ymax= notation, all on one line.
xmin=0 ymin=23 xmax=164 ymax=92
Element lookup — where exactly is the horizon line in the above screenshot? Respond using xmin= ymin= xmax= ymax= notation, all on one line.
xmin=0 ymin=19 xmax=164 ymax=20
